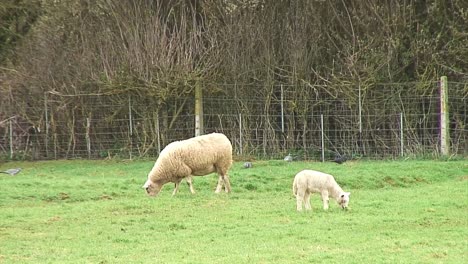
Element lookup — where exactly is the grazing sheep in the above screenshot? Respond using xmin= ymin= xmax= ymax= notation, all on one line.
xmin=142 ymin=133 xmax=233 ymax=196
xmin=292 ymin=170 xmax=350 ymax=211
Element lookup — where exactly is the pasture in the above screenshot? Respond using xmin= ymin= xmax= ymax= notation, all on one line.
xmin=0 ymin=159 xmax=467 ymax=263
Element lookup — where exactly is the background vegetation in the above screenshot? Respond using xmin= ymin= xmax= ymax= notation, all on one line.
xmin=0 ymin=0 xmax=466 ymax=160
xmin=0 ymin=159 xmax=466 ymax=263
xmin=1 ymin=0 xmax=467 ymax=93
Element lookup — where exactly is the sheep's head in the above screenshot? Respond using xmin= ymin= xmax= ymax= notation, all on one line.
xmin=338 ymin=192 xmax=351 ymax=209
xmin=142 ymin=179 xmax=163 ymax=196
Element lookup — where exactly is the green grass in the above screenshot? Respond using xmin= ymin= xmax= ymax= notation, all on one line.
xmin=0 ymin=159 xmax=467 ymax=263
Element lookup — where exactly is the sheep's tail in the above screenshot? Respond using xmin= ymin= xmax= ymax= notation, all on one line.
xmin=292 ymin=177 xmax=298 ymax=197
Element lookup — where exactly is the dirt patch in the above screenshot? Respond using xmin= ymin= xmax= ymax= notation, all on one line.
xmin=46 ymin=216 xmax=61 ymax=223
xmin=383 ymin=176 xmax=397 ymax=186
xmin=100 ymin=194 xmax=113 ymax=200
xmin=58 ymin=192 xmax=70 ymax=200
xmin=415 ymin=177 xmax=428 ymax=183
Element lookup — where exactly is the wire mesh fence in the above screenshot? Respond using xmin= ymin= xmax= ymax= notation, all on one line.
xmin=0 ymin=81 xmax=466 ymax=161
xmin=204 ymin=81 xmax=466 ymax=160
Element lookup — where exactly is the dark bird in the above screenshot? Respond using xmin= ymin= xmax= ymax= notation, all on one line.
xmin=0 ymin=168 xmax=22 ymax=175
xmin=334 ymin=154 xmax=348 ymax=164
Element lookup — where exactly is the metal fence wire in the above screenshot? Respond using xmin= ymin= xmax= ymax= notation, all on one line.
xmin=0 ymin=81 xmax=466 ymax=161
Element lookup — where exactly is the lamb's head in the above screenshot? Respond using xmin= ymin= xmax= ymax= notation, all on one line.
xmin=337 ymin=192 xmax=351 ymax=209
xmin=142 ymin=179 xmax=163 ymax=196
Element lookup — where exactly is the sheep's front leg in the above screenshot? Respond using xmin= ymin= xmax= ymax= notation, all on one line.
xmin=321 ymin=190 xmax=330 ymax=210
xmin=186 ymin=176 xmax=196 ymax=194
xmin=172 ymin=179 xmax=182 ymax=196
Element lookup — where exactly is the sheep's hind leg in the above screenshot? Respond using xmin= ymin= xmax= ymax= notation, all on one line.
xmin=222 ymin=174 xmax=232 ymax=193
xmin=215 ymin=174 xmax=231 ymax=193
xmin=215 ymin=175 xmax=223 ymax=193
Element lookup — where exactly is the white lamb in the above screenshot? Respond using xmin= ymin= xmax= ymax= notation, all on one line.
xmin=292 ymin=169 xmax=350 ymax=211
xmin=142 ymin=133 xmax=233 ymax=196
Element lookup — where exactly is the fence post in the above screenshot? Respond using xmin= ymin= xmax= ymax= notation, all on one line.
xmin=281 ymin=84 xmax=284 ymax=133
xmin=358 ymin=84 xmax=364 ymax=155
xmin=195 ymin=82 xmax=204 ymax=137
xmin=128 ymin=95 xmax=133 ymax=159
xmin=358 ymin=84 xmax=362 ymax=134
xmin=44 ymin=93 xmax=49 ymax=158
xmin=86 ymin=117 xmax=91 ymax=159
xmin=440 ymin=76 xmax=450 ymax=156
xmin=9 ymin=119 xmax=13 ymax=159
xmin=239 ymin=113 xmax=243 ymax=156
xmin=155 ymin=110 xmax=161 ymax=154
xmin=321 ymin=114 xmax=325 ymax=162
xmin=400 ymin=112 xmax=404 ymax=157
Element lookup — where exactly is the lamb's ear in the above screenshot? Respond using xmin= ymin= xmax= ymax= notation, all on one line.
xmin=340 ymin=192 xmax=351 ymax=198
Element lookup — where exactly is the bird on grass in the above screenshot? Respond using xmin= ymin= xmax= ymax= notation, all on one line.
xmin=334 ymin=154 xmax=348 ymax=164
xmin=0 ymin=168 xmax=22 ymax=175
xmin=243 ymin=162 xmax=253 ymax=169
xmin=284 ymin=153 xmax=293 ymax=162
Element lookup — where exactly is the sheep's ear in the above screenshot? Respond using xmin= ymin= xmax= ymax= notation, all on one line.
xmin=346 ymin=192 xmax=351 ymax=196
xmin=142 ymin=181 xmax=150 ymax=189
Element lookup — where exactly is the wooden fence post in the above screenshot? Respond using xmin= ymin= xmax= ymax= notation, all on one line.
xmin=195 ymin=82 xmax=204 ymax=137
xmin=155 ymin=110 xmax=161 ymax=154
xmin=44 ymin=93 xmax=49 ymax=158
xmin=9 ymin=119 xmax=13 ymax=159
xmin=281 ymin=84 xmax=284 ymax=133
xmin=86 ymin=117 xmax=91 ymax=159
xmin=321 ymin=114 xmax=325 ymax=162
xmin=440 ymin=76 xmax=450 ymax=156
xmin=128 ymin=95 xmax=133 ymax=159
xmin=239 ymin=113 xmax=243 ymax=156
xmin=400 ymin=112 xmax=404 ymax=157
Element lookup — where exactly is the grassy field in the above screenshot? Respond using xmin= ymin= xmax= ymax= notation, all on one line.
xmin=0 ymin=159 xmax=467 ymax=263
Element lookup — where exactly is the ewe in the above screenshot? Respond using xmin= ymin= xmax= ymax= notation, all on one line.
xmin=143 ymin=133 xmax=233 ymax=196
xmin=293 ymin=170 xmax=350 ymax=211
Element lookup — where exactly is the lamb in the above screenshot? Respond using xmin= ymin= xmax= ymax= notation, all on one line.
xmin=142 ymin=133 xmax=233 ymax=196
xmin=292 ymin=169 xmax=350 ymax=211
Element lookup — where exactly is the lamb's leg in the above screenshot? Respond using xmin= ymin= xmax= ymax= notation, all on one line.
xmin=296 ymin=189 xmax=305 ymax=211
xmin=321 ymin=190 xmax=329 ymax=210
xmin=304 ymin=191 xmax=312 ymax=210
xmin=186 ymin=176 xmax=196 ymax=194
